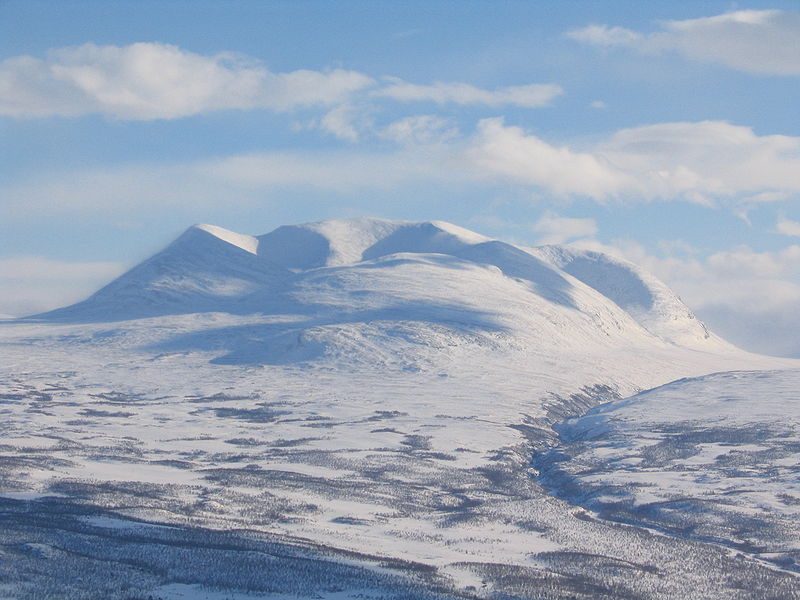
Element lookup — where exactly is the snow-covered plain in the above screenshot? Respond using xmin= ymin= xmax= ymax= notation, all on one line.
xmin=1 ymin=218 xmax=799 ymax=599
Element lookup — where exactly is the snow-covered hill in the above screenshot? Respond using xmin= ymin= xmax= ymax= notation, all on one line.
xmin=3 ymin=218 xmax=799 ymax=599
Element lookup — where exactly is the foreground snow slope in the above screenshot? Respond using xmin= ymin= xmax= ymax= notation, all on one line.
xmin=2 ymin=218 xmax=798 ymax=599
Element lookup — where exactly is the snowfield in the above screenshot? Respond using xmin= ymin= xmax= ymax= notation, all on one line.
xmin=1 ymin=218 xmax=798 ymax=599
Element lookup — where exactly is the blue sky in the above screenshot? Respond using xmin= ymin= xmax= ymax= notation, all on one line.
xmin=2 ymin=1 xmax=799 ymax=356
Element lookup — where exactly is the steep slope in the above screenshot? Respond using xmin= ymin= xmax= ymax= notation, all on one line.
xmin=38 ymin=224 xmax=289 ymax=321
xmin=531 ymin=245 xmax=728 ymax=351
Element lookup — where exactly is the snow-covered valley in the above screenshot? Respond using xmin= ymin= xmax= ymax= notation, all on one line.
xmin=1 ymin=218 xmax=798 ymax=599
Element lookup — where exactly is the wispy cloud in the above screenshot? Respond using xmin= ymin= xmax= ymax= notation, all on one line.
xmin=568 ymin=9 xmax=800 ymax=76
xmin=379 ymin=115 xmax=460 ymax=146
xmin=374 ymin=78 xmax=564 ymax=107
xmin=0 ymin=42 xmax=566 ymax=120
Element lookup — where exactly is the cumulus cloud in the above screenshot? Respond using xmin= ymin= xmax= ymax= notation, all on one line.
xmin=0 ymin=256 xmax=125 ymax=316
xmin=375 ymin=78 xmax=564 ymax=107
xmin=467 ymin=118 xmax=800 ymax=204
xmin=467 ymin=117 xmax=628 ymax=198
xmin=599 ymin=120 xmax=800 ymax=202
xmin=532 ymin=213 xmax=598 ymax=245
xmin=0 ymin=42 xmax=374 ymax=119
xmin=568 ymin=9 xmax=800 ymax=76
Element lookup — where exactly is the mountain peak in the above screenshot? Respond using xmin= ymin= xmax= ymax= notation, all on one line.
xmin=182 ymin=223 xmax=259 ymax=255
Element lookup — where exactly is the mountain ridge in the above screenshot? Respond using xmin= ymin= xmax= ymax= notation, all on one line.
xmin=34 ymin=217 xmax=731 ymax=356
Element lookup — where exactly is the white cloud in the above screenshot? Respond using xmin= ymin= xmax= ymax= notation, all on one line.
xmin=706 ymin=245 xmax=800 ymax=279
xmin=467 ymin=118 xmax=800 ymax=204
xmin=0 ymin=256 xmax=125 ymax=316
xmin=0 ymin=42 xmax=564 ymax=121
xmin=318 ymin=104 xmax=364 ymax=141
xmin=375 ymin=78 xmax=563 ymax=107
xmin=568 ymin=9 xmax=800 ymax=76
xmin=776 ymin=217 xmax=800 ymax=236
xmin=567 ymin=24 xmax=643 ymax=47
xmin=467 ymin=118 xmax=628 ymax=198
xmin=380 ymin=115 xmax=459 ymax=146
xmin=0 ymin=42 xmax=374 ymax=119
xmin=3 ymin=118 xmax=798 ymax=216
xmin=590 ymin=100 xmax=607 ymax=109
xmin=532 ymin=212 xmax=598 ymax=245
xmin=599 ymin=121 xmax=800 ymax=202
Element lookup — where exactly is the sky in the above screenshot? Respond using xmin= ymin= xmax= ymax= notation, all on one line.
xmin=1 ymin=0 xmax=799 ymax=356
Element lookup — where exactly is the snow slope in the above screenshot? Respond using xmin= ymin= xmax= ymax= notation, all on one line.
xmin=41 ymin=224 xmax=289 ymax=320
xmin=531 ymin=245 xmax=726 ymax=350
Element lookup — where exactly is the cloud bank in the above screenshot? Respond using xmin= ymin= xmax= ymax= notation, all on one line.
xmin=567 ymin=236 xmax=800 ymax=357
xmin=4 ymin=118 xmax=798 ymax=217
xmin=470 ymin=118 xmax=800 ymax=204
xmin=0 ymin=256 xmax=125 ymax=317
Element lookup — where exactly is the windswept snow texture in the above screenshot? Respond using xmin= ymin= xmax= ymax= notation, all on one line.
xmin=2 ymin=218 xmax=799 ymax=598
xmin=537 ymin=370 xmax=800 ymax=570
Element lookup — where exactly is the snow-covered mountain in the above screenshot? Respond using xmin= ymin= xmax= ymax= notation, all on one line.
xmin=3 ymin=218 xmax=799 ymax=599
xmin=38 ymin=217 xmax=732 ymax=357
